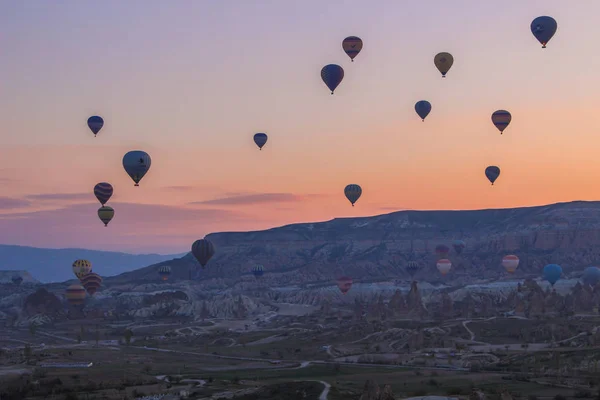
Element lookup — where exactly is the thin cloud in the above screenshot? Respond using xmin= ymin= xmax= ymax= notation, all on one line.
xmin=0 ymin=197 xmax=31 ymax=209
xmin=26 ymin=192 xmax=90 ymax=201
xmin=164 ymin=185 xmax=195 ymax=191
xmin=190 ymin=193 xmax=317 ymax=206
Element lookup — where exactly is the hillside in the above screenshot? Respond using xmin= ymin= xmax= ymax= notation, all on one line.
xmin=106 ymin=200 xmax=600 ymax=287
xmin=0 ymin=245 xmax=185 ymax=283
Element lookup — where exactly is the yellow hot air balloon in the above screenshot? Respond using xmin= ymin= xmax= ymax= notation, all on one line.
xmin=72 ymin=259 xmax=92 ymax=280
xmin=436 ymin=259 xmax=452 ymax=276
xmin=502 ymin=255 xmax=520 ymax=273
xmin=434 ymin=52 xmax=454 ymax=77
xmin=98 ymin=206 xmax=114 ymax=227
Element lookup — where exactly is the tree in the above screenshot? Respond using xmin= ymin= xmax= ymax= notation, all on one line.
xmin=23 ymin=344 xmax=32 ymax=362
xmin=28 ymin=323 xmax=37 ymax=337
xmin=124 ymin=329 xmax=133 ymax=345
xmin=95 ymin=324 xmax=100 ymax=346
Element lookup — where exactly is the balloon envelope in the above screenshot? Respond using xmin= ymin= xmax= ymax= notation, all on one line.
xmin=81 ymin=272 xmax=102 ymax=296
xmin=72 ymin=259 xmax=92 ymax=280
xmin=158 ymin=265 xmax=171 ymax=281
xmin=191 ymin=239 xmax=215 ymax=268
xmin=531 ymin=16 xmax=557 ymax=48
xmin=122 ymin=151 xmax=151 ymax=186
xmin=321 ymin=64 xmax=344 ymax=94
xmin=11 ymin=275 xmax=23 ymax=285
xmin=344 ymin=184 xmax=362 ymax=206
xmin=502 ymin=255 xmax=520 ymax=273
xmin=254 ymin=133 xmax=268 ymax=150
xmin=342 ymin=36 xmax=363 ymax=61
xmin=406 ymin=261 xmax=419 ymax=278
xmin=543 ymin=264 xmax=562 ymax=286
xmin=437 ymin=259 xmax=452 ymax=276
xmin=98 ymin=206 xmax=114 ymax=227
xmin=252 ymin=265 xmax=264 ymax=277
xmin=491 ymin=110 xmax=512 ymax=134
xmin=485 ymin=166 xmax=501 ymax=185
xmin=87 ymin=116 xmax=104 ymax=136
xmin=415 ymin=101 xmax=432 ymax=121
xmin=582 ymin=266 xmax=600 ymax=287
xmin=452 ymin=240 xmax=466 ymax=255
xmin=435 ymin=244 xmax=450 ymax=258
xmin=337 ymin=276 xmax=353 ymax=294
xmin=94 ymin=182 xmax=113 ymax=206
xmin=434 ymin=52 xmax=454 ymax=77
xmin=65 ymin=284 xmax=87 ymax=306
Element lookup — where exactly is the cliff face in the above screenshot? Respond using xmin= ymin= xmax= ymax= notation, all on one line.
xmin=106 ymin=201 xmax=600 ymax=287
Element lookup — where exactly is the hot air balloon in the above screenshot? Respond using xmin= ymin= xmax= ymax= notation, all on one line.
xmin=491 ymin=110 xmax=512 ymax=134
xmin=65 ymin=284 xmax=87 ymax=306
xmin=434 ymin=52 xmax=454 ymax=77
xmin=80 ymin=272 xmax=102 ymax=296
xmin=254 ymin=133 xmax=268 ymax=150
xmin=531 ymin=16 xmax=557 ymax=48
xmin=485 ymin=166 xmax=501 ymax=185
xmin=435 ymin=244 xmax=450 ymax=259
xmin=73 ymin=259 xmax=92 ymax=280
xmin=406 ymin=261 xmax=420 ymax=278
xmin=344 ymin=184 xmax=362 ymax=206
xmin=98 ymin=206 xmax=114 ymax=227
xmin=122 ymin=150 xmax=151 ymax=186
xmin=342 ymin=36 xmax=363 ymax=62
xmin=94 ymin=182 xmax=113 ymax=206
xmin=321 ymin=64 xmax=344 ymax=94
xmin=543 ymin=264 xmax=562 ymax=287
xmin=87 ymin=116 xmax=104 ymax=137
xmin=502 ymin=255 xmax=520 ymax=274
xmin=415 ymin=101 xmax=432 ymax=121
xmin=337 ymin=276 xmax=353 ymax=294
xmin=252 ymin=264 xmax=264 ymax=278
xmin=582 ymin=267 xmax=600 ymax=288
xmin=191 ymin=239 xmax=215 ymax=268
xmin=11 ymin=275 xmax=23 ymax=285
xmin=158 ymin=265 xmax=171 ymax=281
xmin=452 ymin=240 xmax=466 ymax=255
xmin=437 ymin=259 xmax=452 ymax=276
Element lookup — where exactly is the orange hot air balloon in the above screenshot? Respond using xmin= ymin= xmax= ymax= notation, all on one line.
xmin=337 ymin=276 xmax=353 ymax=294
xmin=502 ymin=255 xmax=520 ymax=273
xmin=436 ymin=259 xmax=452 ymax=276
xmin=81 ymin=272 xmax=103 ymax=296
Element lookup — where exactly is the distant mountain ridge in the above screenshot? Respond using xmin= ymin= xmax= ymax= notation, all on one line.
xmin=0 ymin=245 xmax=185 ymax=283
xmin=106 ymin=200 xmax=600 ymax=287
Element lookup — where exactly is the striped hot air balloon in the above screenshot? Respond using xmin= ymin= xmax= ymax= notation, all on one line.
xmin=406 ymin=261 xmax=420 ymax=278
xmin=93 ymin=182 xmax=113 ymax=206
xmin=344 ymin=184 xmax=362 ymax=206
xmin=158 ymin=265 xmax=171 ymax=281
xmin=252 ymin=264 xmax=264 ymax=278
xmin=65 ymin=284 xmax=87 ymax=306
xmin=191 ymin=239 xmax=215 ymax=268
xmin=491 ymin=110 xmax=512 ymax=134
xmin=81 ymin=272 xmax=102 ymax=296
xmin=342 ymin=36 xmax=363 ymax=62
xmin=502 ymin=255 xmax=520 ymax=274
xmin=436 ymin=259 xmax=452 ymax=276
xmin=435 ymin=244 xmax=450 ymax=259
xmin=72 ymin=259 xmax=92 ymax=280
xmin=98 ymin=206 xmax=114 ymax=227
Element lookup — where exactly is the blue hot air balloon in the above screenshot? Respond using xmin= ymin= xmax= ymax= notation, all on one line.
xmin=344 ymin=184 xmax=362 ymax=206
xmin=485 ymin=166 xmax=501 ymax=185
xmin=254 ymin=133 xmax=268 ymax=150
xmin=531 ymin=16 xmax=557 ymax=48
xmin=87 ymin=116 xmax=104 ymax=137
xmin=406 ymin=261 xmax=419 ymax=279
xmin=415 ymin=101 xmax=432 ymax=121
xmin=582 ymin=266 xmax=600 ymax=288
xmin=321 ymin=64 xmax=344 ymax=94
xmin=543 ymin=264 xmax=562 ymax=287
xmin=122 ymin=151 xmax=151 ymax=186
xmin=252 ymin=265 xmax=264 ymax=278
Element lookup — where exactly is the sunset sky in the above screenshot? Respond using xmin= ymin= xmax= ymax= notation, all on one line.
xmin=2 ymin=1 xmax=600 ymax=254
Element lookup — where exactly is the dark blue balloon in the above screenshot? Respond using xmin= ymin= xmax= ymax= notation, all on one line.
xmin=321 ymin=64 xmax=344 ymax=94
xmin=543 ymin=264 xmax=562 ymax=286
xmin=122 ymin=150 xmax=151 ymax=186
xmin=485 ymin=166 xmax=501 ymax=185
xmin=254 ymin=133 xmax=268 ymax=150
xmin=415 ymin=101 xmax=432 ymax=121
xmin=87 ymin=116 xmax=104 ymax=136
xmin=582 ymin=266 xmax=600 ymax=287
xmin=531 ymin=16 xmax=557 ymax=48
